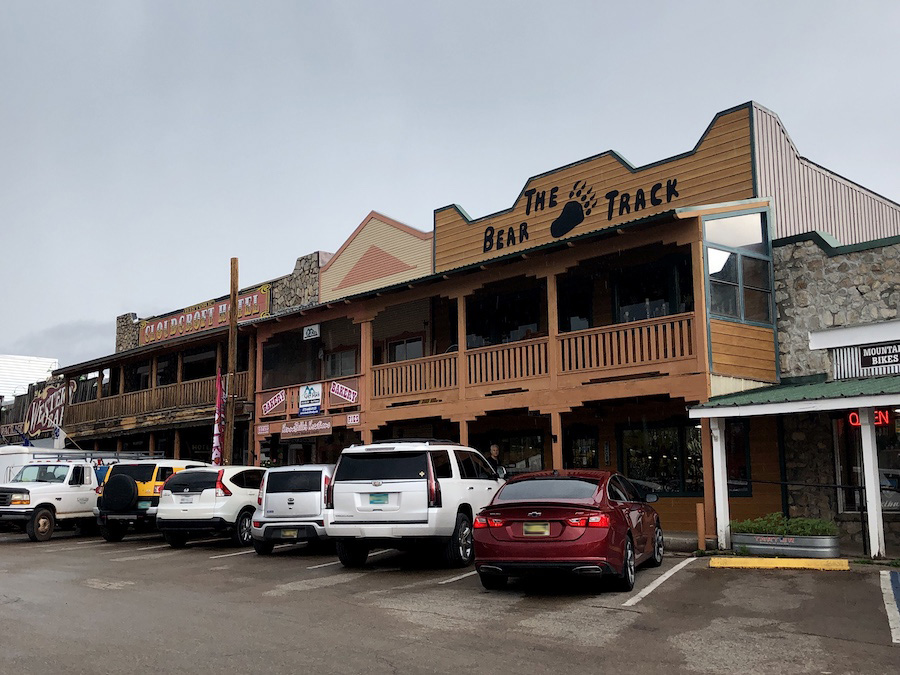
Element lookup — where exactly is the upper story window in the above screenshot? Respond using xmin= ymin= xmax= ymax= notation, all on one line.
xmin=388 ymin=337 xmax=424 ymax=363
xmin=705 ymin=211 xmax=773 ymax=325
xmin=325 ymin=349 xmax=356 ymax=379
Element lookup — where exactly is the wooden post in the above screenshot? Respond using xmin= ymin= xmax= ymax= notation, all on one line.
xmin=118 ymin=366 xmax=125 ymax=395
xmin=456 ymin=295 xmax=466 ymax=400
xmin=696 ymin=502 xmax=706 ymax=551
xmin=97 ymin=370 xmax=103 ymax=401
xmin=150 ymin=357 xmax=158 ymax=389
xmin=459 ymin=419 xmax=469 ymax=446
xmin=223 ymin=258 xmax=239 ymax=465
xmin=174 ymin=429 xmax=182 ymax=460
xmin=545 ymin=273 xmax=559 ymax=390
xmin=148 ymin=432 xmax=156 ymax=458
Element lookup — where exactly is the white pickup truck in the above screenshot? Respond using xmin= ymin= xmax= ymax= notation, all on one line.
xmin=0 ymin=461 xmax=100 ymax=541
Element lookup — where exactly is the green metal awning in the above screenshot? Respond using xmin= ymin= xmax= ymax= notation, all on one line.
xmin=689 ymin=375 xmax=900 ymax=419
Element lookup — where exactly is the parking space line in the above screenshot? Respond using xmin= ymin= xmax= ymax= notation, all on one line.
xmin=208 ymin=549 xmax=258 ymax=559
xmin=622 ymin=557 xmax=698 ymax=607
xmin=135 ymin=544 xmax=171 ymax=551
xmin=75 ymin=540 xmax=109 ymax=545
xmin=438 ymin=570 xmax=477 ymax=585
xmin=306 ymin=549 xmax=391 ymax=570
xmin=880 ymin=571 xmax=900 ymax=644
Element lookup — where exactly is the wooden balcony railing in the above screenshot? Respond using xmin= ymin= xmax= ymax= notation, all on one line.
xmin=558 ymin=313 xmax=694 ymax=373
xmin=66 ymin=372 xmax=250 ymax=426
xmin=373 ymin=353 xmax=457 ymax=398
xmin=467 ymin=336 xmax=549 ymax=386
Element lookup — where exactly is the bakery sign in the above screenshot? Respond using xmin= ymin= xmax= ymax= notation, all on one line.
xmin=139 ymin=284 xmax=270 ymax=346
xmin=261 ymin=389 xmax=286 ymax=416
xmin=860 ymin=341 xmax=900 ymax=369
xmin=22 ymin=381 xmax=74 ymax=437
xmin=329 ymin=378 xmax=359 ymax=407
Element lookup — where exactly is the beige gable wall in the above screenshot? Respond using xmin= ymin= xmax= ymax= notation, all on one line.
xmin=320 ymin=216 xmax=433 ymax=303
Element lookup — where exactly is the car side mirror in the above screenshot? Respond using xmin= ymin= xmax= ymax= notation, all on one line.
xmin=644 ymin=493 xmax=658 ymax=504
xmin=496 ymin=466 xmax=507 ymax=480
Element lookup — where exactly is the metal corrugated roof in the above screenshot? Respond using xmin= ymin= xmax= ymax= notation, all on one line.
xmin=695 ymin=375 xmax=900 ymax=409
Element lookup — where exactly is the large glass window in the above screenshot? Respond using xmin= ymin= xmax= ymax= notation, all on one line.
xmin=613 ymin=254 xmax=693 ymax=323
xmin=325 ymin=349 xmax=356 ymax=378
xmin=466 ymin=280 xmax=545 ymax=348
xmin=182 ymin=345 xmax=217 ymax=381
xmin=705 ymin=212 xmax=773 ymax=325
xmin=262 ymin=331 xmax=320 ymax=389
xmin=123 ymin=361 xmax=151 ymax=392
xmin=724 ymin=419 xmax=751 ymax=496
xmin=156 ymin=355 xmax=177 ymax=386
xmin=836 ymin=410 xmax=900 ymax=512
xmin=388 ymin=337 xmax=424 ymax=363
xmin=619 ymin=421 xmax=702 ymax=496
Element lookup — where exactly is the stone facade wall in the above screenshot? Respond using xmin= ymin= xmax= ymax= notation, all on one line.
xmin=782 ymin=412 xmax=837 ymax=520
xmin=270 ymin=251 xmax=329 ymax=313
xmin=774 ymin=238 xmax=900 ymax=378
xmin=115 ymin=313 xmax=139 ymax=353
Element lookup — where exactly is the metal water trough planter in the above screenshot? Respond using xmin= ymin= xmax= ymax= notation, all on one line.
xmin=731 ymin=533 xmax=841 ymax=558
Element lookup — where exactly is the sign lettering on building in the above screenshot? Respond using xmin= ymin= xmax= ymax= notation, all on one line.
xmin=22 ymin=382 xmax=73 ymax=438
xmin=298 ymin=383 xmax=323 ymax=417
xmin=139 ymin=284 xmax=270 ymax=346
xmin=262 ymin=389 xmax=286 ymax=416
xmin=859 ymin=341 xmax=900 ymax=369
xmin=329 ymin=378 xmax=359 ymax=405
xmin=346 ymin=413 xmax=361 ymax=426
xmin=281 ymin=417 xmax=333 ymax=439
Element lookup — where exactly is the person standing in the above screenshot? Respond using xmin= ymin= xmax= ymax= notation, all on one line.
xmin=487 ymin=443 xmax=501 ymax=471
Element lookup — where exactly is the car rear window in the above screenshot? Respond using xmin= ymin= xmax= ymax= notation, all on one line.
xmin=165 ymin=471 xmax=218 ymax=492
xmin=496 ymin=478 xmax=600 ymax=501
xmin=334 ymin=452 xmax=428 ymax=481
xmin=108 ymin=464 xmax=156 ymax=482
xmin=266 ymin=471 xmax=322 ymax=493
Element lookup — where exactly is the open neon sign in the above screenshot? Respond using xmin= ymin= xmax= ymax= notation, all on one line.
xmin=848 ymin=410 xmax=892 ymax=427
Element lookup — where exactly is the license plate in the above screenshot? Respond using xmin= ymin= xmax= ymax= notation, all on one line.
xmin=179 ymin=496 xmax=194 ymax=504
xmin=281 ymin=529 xmax=298 ymax=539
xmin=523 ymin=521 xmax=550 ymax=536
xmin=368 ymin=493 xmax=388 ymax=505
xmin=137 ymin=500 xmax=151 ymax=509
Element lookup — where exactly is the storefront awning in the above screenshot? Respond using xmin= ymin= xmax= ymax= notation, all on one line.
xmin=689 ymin=375 xmax=900 ymax=418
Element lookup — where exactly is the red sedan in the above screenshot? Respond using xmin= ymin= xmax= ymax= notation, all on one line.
xmin=473 ymin=470 xmax=663 ymax=591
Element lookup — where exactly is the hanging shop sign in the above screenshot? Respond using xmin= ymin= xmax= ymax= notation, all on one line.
xmin=298 ymin=383 xmax=323 ymax=417
xmin=433 ymin=106 xmax=755 ymax=273
xmin=1 ymin=423 xmax=23 ymax=441
xmin=329 ymin=378 xmax=359 ymax=406
xmin=22 ymin=381 xmax=74 ymax=438
xmin=138 ymin=284 xmax=270 ymax=346
xmin=859 ymin=341 xmax=900 ymax=369
xmin=847 ymin=410 xmax=893 ymax=427
xmin=303 ymin=324 xmax=321 ymax=340
xmin=261 ymin=389 xmax=287 ymax=416
xmin=255 ymin=423 xmax=271 ymax=437
xmin=281 ymin=417 xmax=333 ymax=439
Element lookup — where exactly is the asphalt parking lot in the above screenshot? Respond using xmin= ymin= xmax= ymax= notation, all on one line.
xmin=0 ymin=530 xmax=897 ymax=675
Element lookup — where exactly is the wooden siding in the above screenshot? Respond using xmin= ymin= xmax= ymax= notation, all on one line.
xmin=753 ymin=104 xmax=900 ymax=244
xmin=435 ymin=107 xmax=754 ymax=273
xmin=730 ymin=416 xmax=783 ymax=522
xmin=710 ymin=319 xmax=777 ymax=382
xmin=320 ymin=214 xmax=432 ymax=303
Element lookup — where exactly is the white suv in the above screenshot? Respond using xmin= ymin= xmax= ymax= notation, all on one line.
xmin=156 ymin=466 xmax=265 ymax=548
xmin=251 ymin=464 xmax=334 ymax=555
xmin=325 ymin=440 xmax=504 ymax=568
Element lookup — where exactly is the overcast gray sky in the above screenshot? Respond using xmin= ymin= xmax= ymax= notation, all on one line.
xmin=2 ymin=1 xmax=898 ymax=369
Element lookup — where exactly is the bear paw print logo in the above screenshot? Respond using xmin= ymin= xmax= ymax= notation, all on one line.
xmin=550 ymin=180 xmax=598 ymax=238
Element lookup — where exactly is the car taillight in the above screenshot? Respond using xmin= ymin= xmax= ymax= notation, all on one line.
xmin=258 ymin=474 xmax=266 ymax=506
xmin=154 ymin=484 xmax=162 ymax=494
xmin=95 ymin=486 xmax=103 ymax=495
xmin=566 ymin=514 xmax=610 ymax=528
xmin=475 ymin=517 xmax=505 ymax=528
xmin=323 ymin=475 xmax=330 ymax=507
xmin=324 ymin=478 xmax=334 ymax=509
xmin=426 ymin=455 xmax=442 ymax=508
xmin=215 ymin=469 xmax=232 ymax=497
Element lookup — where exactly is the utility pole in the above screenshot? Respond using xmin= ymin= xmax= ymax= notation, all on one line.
xmin=223 ymin=257 xmax=238 ymax=465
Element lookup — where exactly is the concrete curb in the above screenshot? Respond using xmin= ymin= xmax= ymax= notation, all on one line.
xmin=708 ymin=556 xmax=849 ymax=571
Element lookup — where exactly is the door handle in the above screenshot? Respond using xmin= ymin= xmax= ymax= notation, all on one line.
xmin=468 ymin=486 xmax=474 ymax=490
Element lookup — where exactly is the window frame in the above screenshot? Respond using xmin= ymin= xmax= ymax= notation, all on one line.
xmin=703 ymin=209 xmax=774 ymax=329
xmin=616 ymin=419 xmax=704 ymax=497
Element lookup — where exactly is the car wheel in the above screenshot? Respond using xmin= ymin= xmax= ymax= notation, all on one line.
xmin=164 ymin=532 xmax=188 ymax=549
xmin=614 ymin=535 xmax=636 ymax=592
xmin=336 ymin=541 xmax=369 ymax=568
xmin=441 ymin=512 xmax=474 ymax=568
xmin=232 ymin=510 xmax=253 ymax=547
xmin=99 ymin=522 xmax=127 ymax=542
xmin=26 ymin=508 xmax=55 ymax=542
xmin=253 ymin=539 xmax=275 ymax=555
xmin=479 ymin=572 xmax=507 ymax=591
xmin=647 ymin=524 xmax=664 ymax=568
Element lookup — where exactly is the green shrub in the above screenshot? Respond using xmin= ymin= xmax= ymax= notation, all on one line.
xmin=730 ymin=512 xmax=838 ymax=537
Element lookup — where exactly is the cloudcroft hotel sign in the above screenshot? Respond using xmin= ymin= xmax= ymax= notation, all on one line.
xmin=139 ymin=285 xmax=270 ymax=346
xmin=433 ymin=106 xmax=755 ymax=273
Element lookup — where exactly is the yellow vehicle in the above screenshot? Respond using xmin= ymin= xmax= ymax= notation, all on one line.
xmin=96 ymin=459 xmax=208 ymax=541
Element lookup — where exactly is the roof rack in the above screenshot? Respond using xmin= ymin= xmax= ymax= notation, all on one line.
xmin=29 ymin=451 xmax=152 ymax=462
xmin=368 ymin=438 xmax=463 ymax=446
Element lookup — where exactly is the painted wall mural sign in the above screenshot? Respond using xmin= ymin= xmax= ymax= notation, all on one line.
xmin=329 ymin=378 xmax=359 ymax=405
xmin=281 ymin=417 xmax=333 ymax=439
xmin=859 ymin=341 xmax=900 ymax=368
xmin=261 ymin=389 xmax=286 ymax=416
xmin=433 ymin=106 xmax=756 ymax=273
xmin=482 ymin=177 xmax=680 ymax=254
xmin=139 ymin=284 xmax=270 ymax=346
xmin=298 ymin=383 xmax=323 ymax=417
xmin=22 ymin=382 xmax=74 ymax=437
